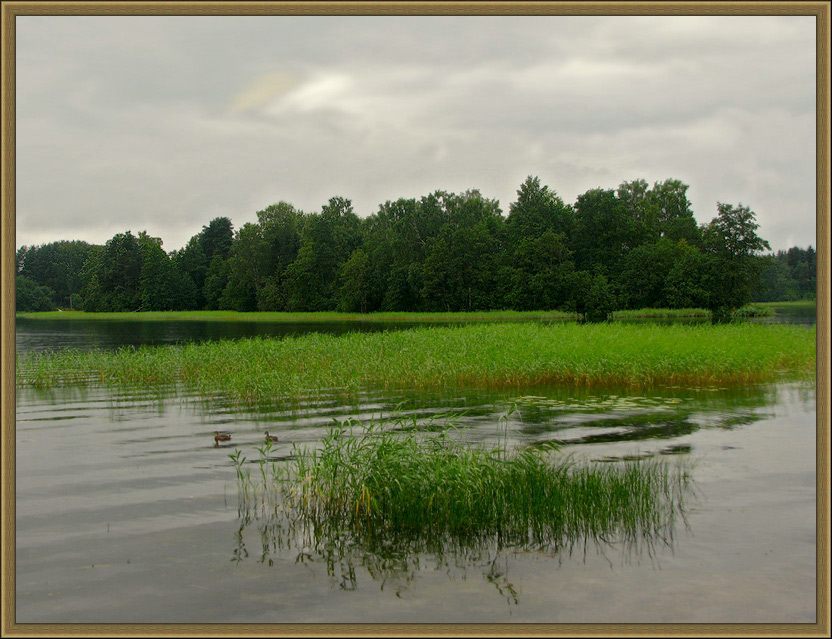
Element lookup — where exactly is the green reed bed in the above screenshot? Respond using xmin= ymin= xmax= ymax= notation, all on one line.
xmin=17 ymin=323 xmax=815 ymax=403
xmin=239 ymin=417 xmax=691 ymax=553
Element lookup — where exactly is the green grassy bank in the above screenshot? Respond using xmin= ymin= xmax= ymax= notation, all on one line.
xmin=17 ymin=322 xmax=816 ymax=403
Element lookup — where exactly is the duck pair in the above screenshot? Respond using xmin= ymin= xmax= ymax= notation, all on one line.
xmin=213 ymin=431 xmax=278 ymax=444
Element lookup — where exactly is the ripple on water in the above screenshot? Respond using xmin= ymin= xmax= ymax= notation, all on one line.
xmin=14 ymin=380 xmax=817 ymax=623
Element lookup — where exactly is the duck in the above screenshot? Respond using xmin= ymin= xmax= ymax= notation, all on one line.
xmin=264 ymin=431 xmax=279 ymax=443
xmin=214 ymin=431 xmax=232 ymax=443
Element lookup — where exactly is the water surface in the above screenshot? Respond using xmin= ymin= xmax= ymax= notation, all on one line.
xmin=14 ymin=311 xmax=818 ymax=623
xmin=14 ymin=317 xmax=455 ymax=353
xmin=16 ymin=379 xmax=816 ymax=623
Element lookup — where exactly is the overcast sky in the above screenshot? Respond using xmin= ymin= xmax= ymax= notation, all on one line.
xmin=16 ymin=14 xmax=817 ymax=254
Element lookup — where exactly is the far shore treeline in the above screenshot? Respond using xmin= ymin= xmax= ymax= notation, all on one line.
xmin=16 ymin=176 xmax=816 ymax=322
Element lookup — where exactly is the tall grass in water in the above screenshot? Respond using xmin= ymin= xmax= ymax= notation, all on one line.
xmin=268 ymin=417 xmax=692 ymax=556
xmin=230 ymin=414 xmax=692 ymax=593
xmin=17 ymin=323 xmax=815 ymax=404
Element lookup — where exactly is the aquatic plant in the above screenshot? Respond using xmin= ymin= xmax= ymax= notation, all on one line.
xmin=230 ymin=414 xmax=693 ymax=598
xmin=288 ymin=418 xmax=690 ymax=550
xmin=234 ymin=414 xmax=692 ymax=565
xmin=17 ymin=323 xmax=815 ymax=404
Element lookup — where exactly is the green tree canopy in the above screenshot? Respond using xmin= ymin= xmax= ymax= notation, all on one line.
xmin=702 ymin=202 xmax=772 ymax=320
xmin=16 ymin=240 xmax=95 ymax=309
xmin=17 ymin=178 xmax=790 ymax=318
xmin=16 ymin=275 xmax=56 ymax=312
xmin=573 ymin=187 xmax=642 ymax=278
xmin=507 ymin=176 xmax=574 ymax=246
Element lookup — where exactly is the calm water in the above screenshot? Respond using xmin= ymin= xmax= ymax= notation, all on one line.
xmin=14 ymin=312 xmax=818 ymax=624
xmin=14 ymin=318 xmax=462 ymax=353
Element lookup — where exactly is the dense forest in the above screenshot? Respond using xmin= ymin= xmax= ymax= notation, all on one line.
xmin=16 ymin=176 xmax=815 ymax=321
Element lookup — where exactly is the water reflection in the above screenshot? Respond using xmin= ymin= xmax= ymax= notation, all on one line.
xmin=282 ymin=384 xmax=775 ymax=453
xmin=229 ymin=485 xmax=687 ymax=606
xmin=233 ymin=512 xmax=531 ymax=604
xmin=17 ymin=379 xmax=782 ymax=459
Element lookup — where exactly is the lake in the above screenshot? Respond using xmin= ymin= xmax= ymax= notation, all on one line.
xmin=13 ymin=311 xmax=818 ymax=624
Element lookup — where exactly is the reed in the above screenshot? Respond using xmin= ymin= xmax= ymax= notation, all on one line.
xmin=17 ymin=323 xmax=815 ymax=404
xmin=261 ymin=416 xmax=692 ymax=553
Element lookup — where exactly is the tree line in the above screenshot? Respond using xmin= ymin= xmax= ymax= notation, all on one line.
xmin=16 ymin=176 xmax=813 ymax=321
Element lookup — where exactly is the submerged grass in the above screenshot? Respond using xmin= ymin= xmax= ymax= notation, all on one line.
xmin=17 ymin=322 xmax=815 ymax=404
xmin=240 ymin=416 xmax=692 ymax=555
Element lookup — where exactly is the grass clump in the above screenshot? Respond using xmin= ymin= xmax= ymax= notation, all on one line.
xmin=263 ymin=417 xmax=692 ymax=554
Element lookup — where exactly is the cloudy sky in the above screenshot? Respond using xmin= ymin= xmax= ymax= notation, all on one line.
xmin=16 ymin=14 xmax=817 ymax=253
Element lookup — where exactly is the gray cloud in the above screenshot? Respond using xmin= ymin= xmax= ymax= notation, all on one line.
xmin=15 ymin=15 xmax=816 ymax=253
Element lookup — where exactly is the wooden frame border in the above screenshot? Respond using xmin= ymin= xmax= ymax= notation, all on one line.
xmin=1 ymin=2 xmax=828 ymax=637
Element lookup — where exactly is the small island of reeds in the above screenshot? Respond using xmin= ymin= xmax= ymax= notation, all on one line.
xmin=235 ymin=416 xmax=693 ymax=566
xmin=17 ymin=322 xmax=815 ymax=405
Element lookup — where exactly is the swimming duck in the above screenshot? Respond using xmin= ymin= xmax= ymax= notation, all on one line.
xmin=264 ymin=431 xmax=279 ymax=442
xmin=214 ymin=431 xmax=232 ymax=443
